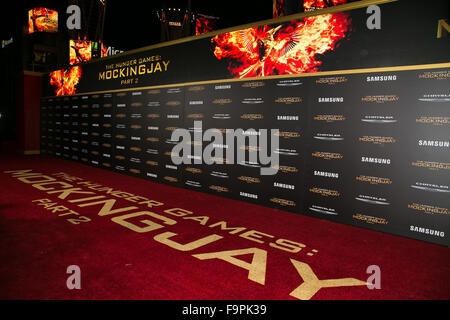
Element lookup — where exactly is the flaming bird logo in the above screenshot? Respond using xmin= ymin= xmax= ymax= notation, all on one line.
xmin=212 ymin=0 xmax=351 ymax=78
xmin=50 ymin=66 xmax=82 ymax=96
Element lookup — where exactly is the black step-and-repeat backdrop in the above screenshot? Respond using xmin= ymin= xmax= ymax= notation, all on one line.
xmin=41 ymin=67 xmax=450 ymax=246
xmin=41 ymin=1 xmax=450 ymax=246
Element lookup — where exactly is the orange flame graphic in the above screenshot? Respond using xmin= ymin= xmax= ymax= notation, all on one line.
xmin=50 ymin=66 xmax=82 ymax=96
xmin=212 ymin=1 xmax=351 ymax=78
xmin=28 ymin=8 xmax=58 ymax=34
xmin=70 ymin=40 xmax=92 ymax=65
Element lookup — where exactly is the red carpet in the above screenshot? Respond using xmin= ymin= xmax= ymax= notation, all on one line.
xmin=0 ymin=154 xmax=449 ymax=300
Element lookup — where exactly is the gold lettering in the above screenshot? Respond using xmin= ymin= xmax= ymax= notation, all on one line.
xmin=193 ymin=248 xmax=267 ymax=285
xmin=154 ymin=232 xmax=223 ymax=251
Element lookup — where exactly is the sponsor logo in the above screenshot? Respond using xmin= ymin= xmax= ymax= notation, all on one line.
xmin=189 ymin=100 xmax=203 ymax=105
xmin=131 ymin=91 xmax=142 ymax=96
xmin=147 ymin=89 xmax=161 ymax=94
xmin=167 ymin=88 xmax=182 ymax=94
xmin=274 ymin=97 xmax=302 ymax=104
xmin=361 ymin=95 xmax=399 ymax=103
xmin=312 ymin=152 xmax=343 ymax=160
xmin=115 ymin=155 xmax=126 ymax=160
xmin=164 ymin=176 xmax=178 ymax=183
xmin=212 ymin=98 xmax=232 ymax=105
xmin=130 ymin=125 xmax=142 ymax=129
xmin=274 ymin=182 xmax=295 ymax=190
xmin=129 ymin=168 xmax=140 ymax=174
xmin=418 ymin=140 xmax=449 ymax=148
xmin=185 ymin=180 xmax=201 ymax=188
xmin=313 ymin=133 xmax=344 ymax=141
xmin=355 ymin=195 xmax=390 ymax=206
xmin=146 ymin=172 xmax=158 ymax=178
xmin=309 ymin=205 xmax=337 ymax=215
xmin=418 ymin=94 xmax=450 ymax=102
xmin=356 ymin=175 xmax=392 ymax=185
xmin=314 ymin=170 xmax=339 ymax=179
xmin=410 ymin=225 xmax=445 ymax=238
xmin=361 ymin=157 xmax=391 ymax=165
xmin=130 ymin=114 xmax=142 ymax=119
xmin=411 ymin=182 xmax=449 ymax=193
xmin=130 ymin=147 xmax=142 ymax=152
xmin=210 ymin=171 xmax=229 ymax=178
xmin=188 ymin=85 xmax=205 ymax=91
xmin=418 ymin=70 xmax=450 ymax=80
xmin=274 ymin=148 xmax=298 ymax=156
xmin=242 ymin=81 xmax=265 ymax=88
xmin=214 ymin=84 xmax=231 ymax=90
xmin=147 ymin=101 xmax=160 ymax=107
xmin=116 ymin=114 xmax=126 ymax=118
xmin=146 ymin=160 xmax=158 ymax=166
xmin=212 ymin=113 xmax=231 ymax=119
xmin=146 ymin=137 xmax=159 ymax=142
xmin=416 ymin=116 xmax=449 ymax=126
xmin=353 ymin=214 xmax=388 ymax=225
xmin=315 ymin=76 xmax=348 ymax=85
xmin=131 ymin=102 xmax=142 ymax=107
xmin=237 ymin=176 xmax=261 ymax=183
xmin=240 ymin=192 xmax=258 ymax=199
xmin=116 ymin=92 xmax=127 ymax=97
xmin=359 ymin=136 xmax=396 ymax=145
xmin=167 ymin=114 xmax=180 ymax=119
xmin=361 ymin=115 xmax=397 ymax=124
xmin=147 ymin=114 xmax=160 ymax=119
xmin=277 ymin=115 xmax=299 ymax=121
xmin=366 ymin=75 xmax=397 ymax=82
xmin=276 ymin=80 xmax=302 ymax=87
xmin=241 ymin=98 xmax=264 ymax=104
xmin=309 ymin=187 xmax=340 ymax=197
xmin=241 ymin=114 xmax=264 ymax=120
xmin=411 ymin=161 xmax=450 ymax=171
xmin=408 ymin=203 xmax=449 ymax=215
xmin=165 ymin=127 xmax=179 ymax=132
xmin=314 ymin=115 xmax=345 ymax=122
xmin=165 ymin=164 xmax=177 ymax=170
xmin=103 ymin=103 xmax=112 ymax=108
xmin=209 ymin=185 xmax=229 ymax=193
xmin=318 ymin=97 xmax=343 ymax=103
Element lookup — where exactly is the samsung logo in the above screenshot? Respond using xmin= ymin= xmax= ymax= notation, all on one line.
xmin=167 ymin=115 xmax=180 ymax=119
xmin=318 ymin=97 xmax=343 ymax=103
xmin=361 ymin=157 xmax=391 ymax=165
xmin=215 ymin=84 xmax=231 ymax=90
xmin=117 ymin=104 xmax=126 ymax=108
xmin=240 ymin=192 xmax=258 ymax=199
xmin=418 ymin=140 xmax=449 ymax=147
xmin=146 ymin=172 xmax=158 ymax=178
xmin=366 ymin=75 xmax=397 ymax=82
xmin=189 ymin=101 xmax=204 ymax=105
xmin=165 ymin=164 xmax=177 ymax=170
xmin=277 ymin=115 xmax=299 ymax=121
xmin=147 ymin=126 xmax=159 ymax=130
xmin=314 ymin=171 xmax=339 ymax=178
xmin=131 ymin=136 xmax=141 ymax=141
xmin=274 ymin=182 xmax=295 ymax=190
xmin=410 ymin=225 xmax=445 ymax=238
